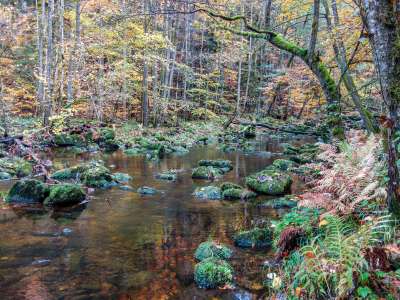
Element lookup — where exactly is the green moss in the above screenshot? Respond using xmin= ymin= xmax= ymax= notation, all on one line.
xmin=260 ymin=196 xmax=298 ymax=209
xmin=194 ymin=241 xmax=233 ymax=261
xmin=194 ymin=257 xmax=234 ymax=289
xmin=81 ymin=164 xmax=114 ymax=188
xmin=54 ymin=133 xmax=85 ymax=147
xmin=44 ymin=184 xmax=86 ymax=206
xmin=270 ymin=33 xmax=307 ymax=57
xmin=192 ymin=166 xmax=223 ymax=179
xmin=6 ymin=179 xmax=49 ymax=204
xmin=156 ymin=170 xmax=177 ymax=181
xmin=233 ymin=227 xmax=272 ymax=249
xmin=246 ymin=167 xmax=292 ymax=195
xmin=99 ymin=128 xmax=115 ymax=141
xmin=222 ymin=188 xmax=256 ymax=200
xmin=194 ymin=186 xmax=222 ymax=200
xmin=272 ymin=159 xmax=296 ymax=171
xmin=220 ymin=182 xmax=243 ymax=191
xmin=198 ymin=160 xmax=233 ymax=171
xmin=0 ymin=157 xmax=32 ymax=178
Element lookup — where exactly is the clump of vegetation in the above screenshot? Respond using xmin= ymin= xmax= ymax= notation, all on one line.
xmin=234 ymin=227 xmax=273 ymax=249
xmin=194 ymin=257 xmax=234 ymax=289
xmin=194 ymin=241 xmax=233 ymax=261
xmin=246 ymin=166 xmax=292 ymax=195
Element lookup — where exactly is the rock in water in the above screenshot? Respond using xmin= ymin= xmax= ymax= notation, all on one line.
xmin=194 ymin=257 xmax=234 ymax=289
xmin=246 ymin=166 xmax=292 ymax=195
xmin=194 ymin=241 xmax=233 ymax=261
xmin=137 ymin=186 xmax=157 ymax=195
xmin=6 ymin=179 xmax=49 ymax=204
xmin=44 ymin=184 xmax=86 ymax=206
xmin=192 ymin=166 xmax=223 ymax=180
xmin=233 ymin=227 xmax=272 ymax=249
xmin=112 ymin=172 xmax=132 ymax=183
xmin=193 ymin=186 xmax=222 ymax=200
xmin=198 ymin=159 xmax=233 ymax=171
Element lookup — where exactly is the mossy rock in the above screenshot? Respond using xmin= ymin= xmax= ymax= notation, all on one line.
xmin=192 ymin=166 xmax=223 ymax=180
xmin=198 ymin=160 xmax=233 ymax=171
xmin=194 ymin=257 xmax=234 ymax=289
xmin=137 ymin=186 xmax=157 ymax=195
xmin=51 ymin=164 xmax=87 ymax=180
xmin=272 ymin=159 xmax=296 ymax=171
xmin=0 ymin=171 xmax=12 ymax=180
xmin=289 ymin=153 xmax=315 ymax=164
xmin=44 ymin=184 xmax=86 ymax=206
xmin=241 ymin=125 xmax=256 ymax=138
xmin=233 ymin=227 xmax=272 ymax=249
xmin=54 ymin=133 xmax=85 ymax=147
xmin=194 ymin=186 xmax=222 ymax=200
xmin=81 ymin=164 xmax=114 ymax=188
xmin=222 ymin=188 xmax=256 ymax=200
xmin=103 ymin=140 xmax=119 ymax=152
xmin=112 ymin=172 xmax=132 ymax=183
xmin=0 ymin=157 xmax=33 ymax=178
xmin=156 ymin=170 xmax=177 ymax=181
xmin=260 ymin=196 xmax=298 ymax=209
xmin=194 ymin=241 xmax=233 ymax=261
xmin=6 ymin=179 xmax=49 ymax=204
xmin=220 ymin=182 xmax=243 ymax=191
xmin=246 ymin=167 xmax=292 ymax=195
xmin=124 ymin=148 xmax=144 ymax=156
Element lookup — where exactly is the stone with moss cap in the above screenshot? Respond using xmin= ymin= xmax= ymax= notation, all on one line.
xmin=81 ymin=164 xmax=115 ymax=188
xmin=233 ymin=227 xmax=272 ymax=249
xmin=246 ymin=167 xmax=292 ymax=195
xmin=6 ymin=179 xmax=49 ymax=204
xmin=194 ymin=241 xmax=233 ymax=261
xmin=192 ymin=166 xmax=223 ymax=180
xmin=44 ymin=184 xmax=86 ymax=206
xmin=194 ymin=186 xmax=222 ymax=200
xmin=194 ymin=257 xmax=234 ymax=289
xmin=272 ymin=159 xmax=296 ymax=171
xmin=222 ymin=188 xmax=256 ymax=200
xmin=0 ymin=157 xmax=33 ymax=178
xmin=198 ymin=159 xmax=233 ymax=171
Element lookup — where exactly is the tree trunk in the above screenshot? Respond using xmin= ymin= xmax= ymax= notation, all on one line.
xmin=67 ymin=0 xmax=80 ymax=104
xmin=43 ymin=0 xmax=54 ymax=126
xmin=360 ymin=0 xmax=400 ymax=215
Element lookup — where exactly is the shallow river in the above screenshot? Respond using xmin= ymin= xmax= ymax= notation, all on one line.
xmin=0 ymin=134 xmax=314 ymax=299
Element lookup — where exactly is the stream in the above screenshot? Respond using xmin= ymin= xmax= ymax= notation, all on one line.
xmin=0 ymin=134 xmax=315 ymax=299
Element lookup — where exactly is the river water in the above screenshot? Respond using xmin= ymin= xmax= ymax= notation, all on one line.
xmin=0 ymin=134 xmax=313 ymax=299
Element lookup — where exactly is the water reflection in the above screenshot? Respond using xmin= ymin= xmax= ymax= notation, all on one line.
xmin=0 ymin=135 xmax=313 ymax=299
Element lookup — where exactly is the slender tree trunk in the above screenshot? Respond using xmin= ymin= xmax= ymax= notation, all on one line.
xmin=142 ymin=0 xmax=149 ymax=127
xmin=360 ymin=0 xmax=400 ymax=215
xmin=36 ymin=0 xmax=45 ymax=115
xmin=67 ymin=0 xmax=80 ymax=104
xmin=43 ymin=0 xmax=54 ymax=126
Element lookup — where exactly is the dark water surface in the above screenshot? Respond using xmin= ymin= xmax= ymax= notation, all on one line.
xmin=0 ymin=134 xmax=313 ymax=300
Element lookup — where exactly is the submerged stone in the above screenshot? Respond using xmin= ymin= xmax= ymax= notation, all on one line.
xmin=0 ymin=171 xmax=12 ymax=180
xmin=156 ymin=170 xmax=177 ymax=181
xmin=246 ymin=167 xmax=292 ymax=195
xmin=6 ymin=179 xmax=49 ymax=204
xmin=194 ymin=186 xmax=222 ymax=200
xmin=192 ymin=166 xmax=223 ymax=180
xmin=44 ymin=184 xmax=86 ymax=206
xmin=0 ymin=157 xmax=33 ymax=178
xmin=112 ymin=172 xmax=132 ymax=183
xmin=198 ymin=159 xmax=233 ymax=171
xmin=194 ymin=241 xmax=233 ymax=261
xmin=260 ymin=196 xmax=298 ymax=209
xmin=222 ymin=188 xmax=256 ymax=200
xmin=233 ymin=227 xmax=272 ymax=249
xmin=137 ymin=186 xmax=157 ymax=195
xmin=194 ymin=257 xmax=234 ymax=289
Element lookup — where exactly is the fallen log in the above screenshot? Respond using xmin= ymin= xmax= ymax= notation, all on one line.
xmin=0 ymin=135 xmax=23 ymax=145
xmin=236 ymin=120 xmax=320 ymax=136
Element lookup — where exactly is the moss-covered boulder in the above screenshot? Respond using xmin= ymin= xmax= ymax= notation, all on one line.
xmin=272 ymin=159 xmax=296 ymax=171
xmin=222 ymin=188 xmax=257 ymax=200
xmin=137 ymin=186 xmax=157 ymax=195
xmin=124 ymin=148 xmax=144 ymax=156
xmin=198 ymin=160 xmax=233 ymax=172
xmin=81 ymin=164 xmax=114 ymax=188
xmin=112 ymin=172 xmax=132 ymax=183
xmin=50 ymin=164 xmax=87 ymax=180
xmin=194 ymin=257 xmax=234 ymax=289
xmin=54 ymin=133 xmax=85 ymax=147
xmin=99 ymin=128 xmax=116 ymax=141
xmin=241 ymin=125 xmax=256 ymax=138
xmin=156 ymin=170 xmax=177 ymax=181
xmin=220 ymin=182 xmax=243 ymax=191
xmin=6 ymin=179 xmax=49 ymax=204
xmin=259 ymin=196 xmax=298 ymax=209
xmin=192 ymin=166 xmax=223 ymax=180
xmin=44 ymin=184 xmax=86 ymax=206
xmin=194 ymin=241 xmax=233 ymax=261
xmin=194 ymin=186 xmax=222 ymax=200
xmin=0 ymin=171 xmax=12 ymax=180
xmin=0 ymin=157 xmax=33 ymax=178
xmin=246 ymin=167 xmax=292 ymax=195
xmin=233 ymin=227 xmax=272 ymax=249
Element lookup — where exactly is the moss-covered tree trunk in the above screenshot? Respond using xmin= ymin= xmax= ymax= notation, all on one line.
xmin=360 ymin=0 xmax=400 ymax=215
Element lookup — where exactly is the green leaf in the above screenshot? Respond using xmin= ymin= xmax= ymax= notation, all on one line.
xmin=357 ymin=286 xmax=371 ymax=298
